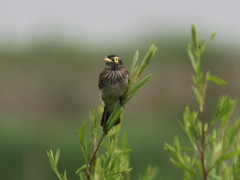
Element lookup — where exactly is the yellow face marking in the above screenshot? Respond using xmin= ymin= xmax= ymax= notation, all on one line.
xmin=113 ymin=57 xmax=119 ymax=63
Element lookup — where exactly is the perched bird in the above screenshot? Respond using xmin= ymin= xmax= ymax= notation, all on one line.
xmin=99 ymin=55 xmax=130 ymax=127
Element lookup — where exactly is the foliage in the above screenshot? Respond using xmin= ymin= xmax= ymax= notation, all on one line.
xmin=165 ymin=24 xmax=240 ymax=180
xmin=76 ymin=110 xmax=132 ymax=180
xmin=47 ymin=148 xmax=67 ymax=180
xmin=47 ymin=45 xmax=159 ymax=180
xmin=47 ymin=25 xmax=240 ymax=180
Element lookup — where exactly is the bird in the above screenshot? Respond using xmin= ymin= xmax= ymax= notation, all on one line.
xmin=98 ymin=55 xmax=130 ymax=127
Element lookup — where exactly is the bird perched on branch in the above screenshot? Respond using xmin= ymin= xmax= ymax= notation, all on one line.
xmin=99 ymin=55 xmax=130 ymax=127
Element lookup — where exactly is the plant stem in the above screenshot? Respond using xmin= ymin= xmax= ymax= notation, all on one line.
xmin=87 ymin=132 xmax=106 ymax=180
xmin=200 ymin=89 xmax=208 ymax=180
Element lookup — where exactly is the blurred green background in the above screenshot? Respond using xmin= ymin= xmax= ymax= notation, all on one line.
xmin=1 ymin=0 xmax=240 ymax=179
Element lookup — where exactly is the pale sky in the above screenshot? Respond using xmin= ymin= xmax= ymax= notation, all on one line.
xmin=0 ymin=0 xmax=239 ymax=44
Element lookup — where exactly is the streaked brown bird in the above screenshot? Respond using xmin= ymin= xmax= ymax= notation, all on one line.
xmin=99 ymin=55 xmax=130 ymax=127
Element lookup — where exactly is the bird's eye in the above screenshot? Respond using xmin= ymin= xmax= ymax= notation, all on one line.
xmin=114 ymin=57 xmax=119 ymax=63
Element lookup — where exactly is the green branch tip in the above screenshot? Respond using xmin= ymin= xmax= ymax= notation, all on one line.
xmin=191 ymin=24 xmax=198 ymax=50
xmin=136 ymin=44 xmax=158 ymax=79
xmin=131 ymin=50 xmax=139 ymax=74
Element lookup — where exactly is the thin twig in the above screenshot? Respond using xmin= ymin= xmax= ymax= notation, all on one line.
xmin=87 ymin=132 xmax=107 ymax=180
xmin=200 ymin=89 xmax=208 ymax=180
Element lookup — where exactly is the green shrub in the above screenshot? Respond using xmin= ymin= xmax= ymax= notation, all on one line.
xmin=47 ymin=25 xmax=240 ymax=180
xmin=165 ymin=25 xmax=240 ymax=180
xmin=47 ymin=45 xmax=159 ymax=180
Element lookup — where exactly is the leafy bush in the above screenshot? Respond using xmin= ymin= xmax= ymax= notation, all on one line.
xmin=47 ymin=45 xmax=159 ymax=180
xmin=165 ymin=25 xmax=240 ymax=180
xmin=47 ymin=25 xmax=240 ymax=180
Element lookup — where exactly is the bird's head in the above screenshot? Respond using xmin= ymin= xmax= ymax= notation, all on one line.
xmin=104 ymin=55 xmax=123 ymax=65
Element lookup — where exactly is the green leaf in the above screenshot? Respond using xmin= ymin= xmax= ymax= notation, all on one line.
xmin=47 ymin=150 xmax=53 ymax=166
xmin=55 ymin=148 xmax=60 ymax=167
xmin=191 ymin=24 xmax=198 ymax=50
xmin=136 ymin=45 xmax=157 ymax=79
xmin=63 ymin=170 xmax=67 ymax=180
xmin=121 ymin=133 xmax=129 ymax=152
xmin=187 ymin=44 xmax=197 ymax=72
xmin=47 ymin=149 xmax=64 ymax=180
xmin=207 ymin=74 xmax=227 ymax=86
xmin=196 ymin=66 xmax=203 ymax=87
xmin=79 ymin=172 xmax=87 ymax=180
xmin=221 ymin=121 xmax=240 ymax=153
xmin=192 ymin=86 xmax=202 ymax=106
xmin=182 ymin=107 xmax=200 ymax=144
xmin=212 ymin=96 xmax=236 ymax=124
xmin=139 ymin=165 xmax=159 ymax=180
xmin=131 ymin=50 xmax=139 ymax=75
xmin=109 ymin=154 xmax=120 ymax=171
xmin=228 ymin=123 xmax=240 ymax=146
xmin=110 ymin=168 xmax=132 ymax=176
xmin=164 ymin=143 xmax=179 ymax=160
xmin=233 ymin=161 xmax=240 ymax=180
xmin=127 ymin=74 xmax=153 ymax=100
xmin=171 ymin=160 xmax=198 ymax=177
xmin=103 ymin=154 xmax=113 ymax=169
xmin=213 ymin=150 xmax=240 ymax=167
xmin=47 ymin=150 xmax=57 ymax=173
xmin=104 ymin=105 xmax=123 ymax=133
xmin=200 ymin=32 xmax=216 ymax=54
xmin=75 ymin=164 xmax=88 ymax=174
xmin=78 ymin=121 xmax=90 ymax=164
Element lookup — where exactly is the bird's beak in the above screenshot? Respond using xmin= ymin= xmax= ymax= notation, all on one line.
xmin=104 ymin=58 xmax=112 ymax=63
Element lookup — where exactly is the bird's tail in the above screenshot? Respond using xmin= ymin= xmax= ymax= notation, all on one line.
xmin=100 ymin=106 xmax=121 ymax=127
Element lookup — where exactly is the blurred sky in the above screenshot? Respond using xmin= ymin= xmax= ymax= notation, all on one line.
xmin=1 ymin=0 xmax=240 ymax=45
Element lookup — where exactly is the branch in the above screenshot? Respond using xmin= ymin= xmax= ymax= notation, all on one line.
xmin=87 ymin=132 xmax=107 ymax=180
xmin=200 ymin=89 xmax=208 ymax=180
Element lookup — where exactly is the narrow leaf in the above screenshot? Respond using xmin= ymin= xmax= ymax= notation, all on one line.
xmin=136 ymin=45 xmax=157 ymax=78
xmin=200 ymin=32 xmax=216 ymax=54
xmin=47 ymin=150 xmax=55 ymax=170
xmin=63 ymin=170 xmax=67 ymax=180
xmin=212 ymin=96 xmax=236 ymax=124
xmin=76 ymin=164 xmax=88 ymax=174
xmin=127 ymin=74 xmax=153 ymax=100
xmin=233 ymin=162 xmax=240 ymax=180
xmin=164 ymin=143 xmax=179 ymax=160
xmin=55 ymin=148 xmax=60 ymax=167
xmin=213 ymin=150 xmax=240 ymax=167
xmin=110 ymin=168 xmax=133 ymax=175
xmin=228 ymin=123 xmax=240 ymax=146
xmin=191 ymin=24 xmax=198 ymax=50
xmin=171 ymin=160 xmax=198 ymax=177
xmin=104 ymin=105 xmax=123 ymax=133
xmin=47 ymin=149 xmax=62 ymax=180
xmin=187 ymin=44 xmax=197 ymax=72
xmin=131 ymin=50 xmax=139 ymax=74
xmin=207 ymin=74 xmax=227 ymax=85
xmin=140 ymin=166 xmax=159 ymax=180
xmin=79 ymin=172 xmax=87 ymax=180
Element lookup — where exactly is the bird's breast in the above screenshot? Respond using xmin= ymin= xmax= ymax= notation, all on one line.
xmin=100 ymin=70 xmax=129 ymax=104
